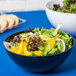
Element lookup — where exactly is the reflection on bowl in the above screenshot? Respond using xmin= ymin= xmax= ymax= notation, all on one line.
xmin=3 ymin=30 xmax=74 ymax=72
xmin=45 ymin=0 xmax=76 ymax=37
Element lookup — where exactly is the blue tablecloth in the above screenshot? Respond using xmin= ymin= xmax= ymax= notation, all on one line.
xmin=0 ymin=10 xmax=76 ymax=76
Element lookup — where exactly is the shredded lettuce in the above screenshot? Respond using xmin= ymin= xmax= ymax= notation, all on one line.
xmin=31 ymin=51 xmax=37 ymax=56
xmin=33 ymin=27 xmax=73 ymax=55
xmin=14 ymin=43 xmax=18 ymax=48
xmin=48 ymin=48 xmax=58 ymax=55
xmin=33 ymin=28 xmax=40 ymax=33
xmin=19 ymin=33 xmax=27 ymax=37
xmin=70 ymin=3 xmax=76 ymax=13
xmin=42 ymin=51 xmax=48 ymax=56
xmin=38 ymin=45 xmax=44 ymax=51
xmin=63 ymin=0 xmax=70 ymax=9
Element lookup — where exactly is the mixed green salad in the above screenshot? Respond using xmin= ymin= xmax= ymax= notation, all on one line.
xmin=49 ymin=0 xmax=76 ymax=14
xmin=4 ymin=25 xmax=73 ymax=56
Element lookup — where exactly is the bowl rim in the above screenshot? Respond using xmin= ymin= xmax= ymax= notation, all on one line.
xmin=3 ymin=29 xmax=75 ymax=58
xmin=44 ymin=0 xmax=76 ymax=15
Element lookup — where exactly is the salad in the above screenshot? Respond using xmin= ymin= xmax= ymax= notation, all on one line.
xmin=49 ymin=0 xmax=76 ymax=14
xmin=4 ymin=25 xmax=73 ymax=56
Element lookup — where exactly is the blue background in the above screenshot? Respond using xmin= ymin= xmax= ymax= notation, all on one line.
xmin=0 ymin=11 xmax=76 ymax=76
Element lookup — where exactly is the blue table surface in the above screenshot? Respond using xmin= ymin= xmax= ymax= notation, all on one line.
xmin=0 ymin=10 xmax=76 ymax=76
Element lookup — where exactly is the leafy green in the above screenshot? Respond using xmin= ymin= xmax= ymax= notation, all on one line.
xmin=70 ymin=3 xmax=76 ymax=13
xmin=33 ymin=27 xmax=73 ymax=52
xmin=49 ymin=8 xmax=53 ymax=10
xmin=48 ymin=48 xmax=58 ymax=55
xmin=49 ymin=0 xmax=76 ymax=14
xmin=57 ymin=8 xmax=65 ymax=13
xmin=42 ymin=51 xmax=48 ymax=56
xmin=38 ymin=45 xmax=44 ymax=51
xmin=33 ymin=28 xmax=40 ymax=33
xmin=31 ymin=51 xmax=37 ymax=56
xmin=63 ymin=0 xmax=70 ymax=9
xmin=56 ymin=40 xmax=64 ymax=52
xmin=19 ymin=33 xmax=27 ymax=37
xmin=14 ymin=43 xmax=18 ymax=48
xmin=10 ymin=26 xmax=73 ymax=56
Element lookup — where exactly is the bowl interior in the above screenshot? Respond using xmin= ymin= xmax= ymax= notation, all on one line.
xmin=46 ymin=0 xmax=64 ymax=9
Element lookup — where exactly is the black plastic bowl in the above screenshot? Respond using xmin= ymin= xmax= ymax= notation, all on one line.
xmin=3 ymin=30 xmax=75 ymax=72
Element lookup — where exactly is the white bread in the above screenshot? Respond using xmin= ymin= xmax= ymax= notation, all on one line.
xmin=0 ymin=19 xmax=8 ymax=33
xmin=8 ymin=14 xmax=19 ymax=25
xmin=0 ymin=14 xmax=19 ymax=33
xmin=0 ymin=15 xmax=15 ymax=29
